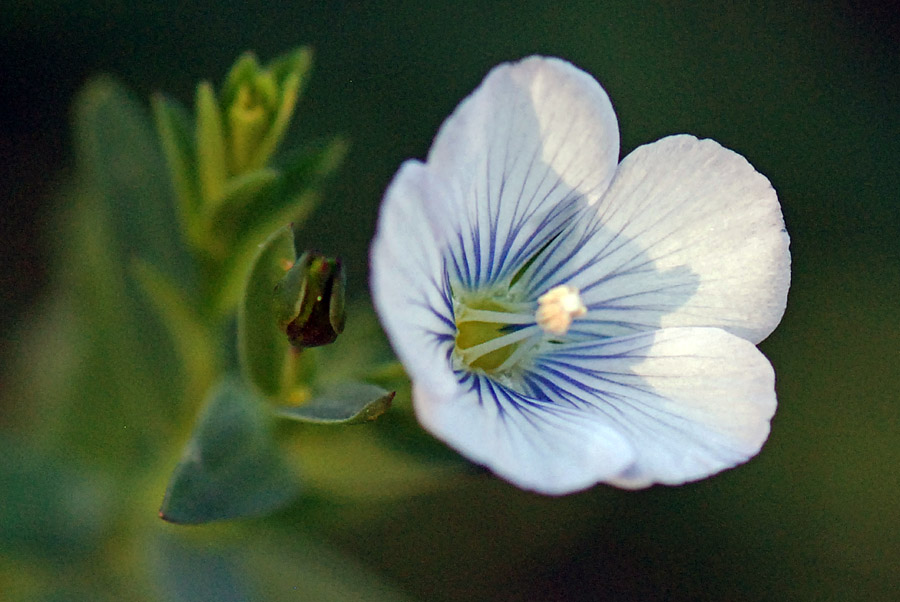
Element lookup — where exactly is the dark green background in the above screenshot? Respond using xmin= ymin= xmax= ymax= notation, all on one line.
xmin=2 ymin=2 xmax=898 ymax=601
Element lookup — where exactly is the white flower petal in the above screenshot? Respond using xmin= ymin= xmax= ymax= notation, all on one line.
xmin=524 ymin=135 xmax=790 ymax=343
xmin=413 ymin=375 xmax=634 ymax=495
xmin=372 ymin=58 xmax=788 ymax=496
xmin=371 ymin=161 xmax=458 ymax=397
xmin=426 ymin=56 xmax=620 ymax=287
xmin=530 ymin=327 xmax=777 ymax=489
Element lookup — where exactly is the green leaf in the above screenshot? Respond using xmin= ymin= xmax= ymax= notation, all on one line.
xmin=244 ymin=532 xmax=418 ymax=602
xmin=159 ymin=377 xmax=300 ymax=524
xmin=256 ymin=48 xmax=314 ymax=170
xmin=149 ymin=528 xmax=417 ymax=602
xmin=208 ymin=167 xmax=279 ymax=224
xmin=0 ymin=436 xmax=113 ymax=559
xmin=251 ymin=70 xmax=300 ymax=169
xmin=151 ymin=92 xmax=201 ymax=244
xmin=69 ymin=77 xmax=194 ymax=455
xmin=150 ymin=532 xmax=253 ymax=602
xmin=269 ymin=46 xmax=313 ymax=88
xmin=237 ymin=225 xmax=296 ymax=397
xmin=276 ymin=382 xmax=394 ymax=425
xmin=131 ymin=258 xmax=218 ymax=404
xmin=238 ymin=137 xmax=347 ymax=244
xmin=74 ymin=76 xmax=194 ymax=289
xmin=195 ymin=80 xmax=229 ymax=207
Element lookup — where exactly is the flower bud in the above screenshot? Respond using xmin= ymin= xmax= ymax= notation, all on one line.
xmin=274 ymin=251 xmax=345 ymax=348
xmin=221 ymin=48 xmax=311 ymax=174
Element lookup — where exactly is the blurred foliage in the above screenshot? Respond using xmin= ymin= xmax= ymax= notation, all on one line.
xmin=1 ymin=1 xmax=898 ymax=601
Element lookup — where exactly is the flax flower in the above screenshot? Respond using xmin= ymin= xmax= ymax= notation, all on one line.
xmin=371 ymin=56 xmax=790 ymax=494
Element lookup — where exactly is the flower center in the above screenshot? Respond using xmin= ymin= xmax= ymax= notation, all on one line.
xmin=453 ymin=285 xmax=586 ymax=374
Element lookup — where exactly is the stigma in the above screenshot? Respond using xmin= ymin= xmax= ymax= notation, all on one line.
xmin=535 ymin=285 xmax=587 ymax=335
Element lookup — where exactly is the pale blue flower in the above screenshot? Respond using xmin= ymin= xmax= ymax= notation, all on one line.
xmin=371 ymin=56 xmax=790 ymax=494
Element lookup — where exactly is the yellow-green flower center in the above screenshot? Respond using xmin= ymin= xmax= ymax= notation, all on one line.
xmin=453 ymin=285 xmax=587 ymax=374
xmin=456 ymin=320 xmax=517 ymax=372
xmin=453 ymin=297 xmax=537 ymax=373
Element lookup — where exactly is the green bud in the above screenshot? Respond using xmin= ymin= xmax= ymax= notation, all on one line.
xmin=274 ymin=251 xmax=345 ymax=348
xmin=221 ymin=48 xmax=312 ymax=175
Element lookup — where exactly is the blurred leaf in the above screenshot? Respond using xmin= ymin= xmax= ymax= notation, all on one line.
xmin=69 ymin=78 xmax=195 ymax=461
xmin=248 ymin=72 xmax=298 ymax=169
xmin=159 ymin=377 xmax=300 ymax=524
xmin=284 ymin=421 xmax=465 ymax=501
xmin=276 ymin=382 xmax=394 ymax=425
xmin=228 ymin=81 xmax=273 ymax=176
xmin=131 ymin=258 xmax=218 ymax=404
xmin=208 ymin=167 xmax=279 ymax=224
xmin=0 ymin=436 xmax=112 ymax=559
xmin=245 ymin=532 xmax=417 ymax=602
xmin=241 ymin=137 xmax=347 ymax=245
xmin=251 ymin=68 xmax=300 ymax=170
xmin=53 ymin=200 xmax=180 ymax=463
xmin=220 ymin=51 xmax=261 ymax=109
xmin=147 ymin=528 xmax=416 ymax=602
xmin=150 ymin=532 xmax=253 ymax=602
xmin=74 ymin=75 xmax=194 ymax=289
xmin=195 ymin=80 xmax=229 ymax=208
xmin=237 ymin=224 xmax=295 ymax=398
xmin=268 ymin=46 xmax=313 ymax=89
xmin=151 ymin=92 xmax=201 ymax=245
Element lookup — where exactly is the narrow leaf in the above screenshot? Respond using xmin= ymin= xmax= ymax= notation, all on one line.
xmin=250 ymin=71 xmax=299 ymax=169
xmin=208 ymin=167 xmax=279 ymax=225
xmin=195 ymin=80 xmax=229 ymax=207
xmin=237 ymin=225 xmax=295 ymax=397
xmin=151 ymin=93 xmax=200 ymax=242
xmin=159 ymin=377 xmax=300 ymax=524
xmin=269 ymin=46 xmax=313 ymax=87
xmin=276 ymin=382 xmax=394 ymax=425
xmin=238 ymin=137 xmax=348 ymax=244
xmin=131 ymin=258 xmax=218 ymax=404
xmin=74 ymin=76 xmax=194 ymax=288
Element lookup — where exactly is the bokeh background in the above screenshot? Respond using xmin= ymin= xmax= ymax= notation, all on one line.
xmin=1 ymin=1 xmax=898 ymax=601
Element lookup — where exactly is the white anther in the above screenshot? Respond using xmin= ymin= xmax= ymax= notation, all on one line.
xmin=535 ymin=285 xmax=586 ymax=335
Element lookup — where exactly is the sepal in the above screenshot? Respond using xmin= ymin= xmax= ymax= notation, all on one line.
xmin=275 ymin=251 xmax=346 ymax=349
xmin=276 ymin=382 xmax=393 ymax=425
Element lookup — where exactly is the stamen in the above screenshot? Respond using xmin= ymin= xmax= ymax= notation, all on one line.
xmin=494 ymin=330 xmax=543 ymax=372
xmin=455 ymin=308 xmax=535 ymax=325
xmin=459 ymin=325 xmax=539 ymax=365
xmin=535 ymin=285 xmax=587 ymax=335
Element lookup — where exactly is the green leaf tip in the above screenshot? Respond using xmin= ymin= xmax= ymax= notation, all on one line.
xmin=276 ymin=382 xmax=395 ymax=425
xmin=159 ymin=377 xmax=301 ymax=524
xmin=151 ymin=92 xmax=202 ymax=243
xmin=195 ymin=80 xmax=229 ymax=206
